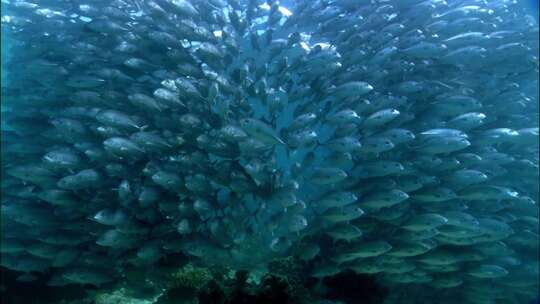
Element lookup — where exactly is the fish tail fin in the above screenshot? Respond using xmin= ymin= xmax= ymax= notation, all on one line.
xmin=312 ymin=207 xmax=323 ymax=217
xmin=310 ymin=139 xmax=323 ymax=153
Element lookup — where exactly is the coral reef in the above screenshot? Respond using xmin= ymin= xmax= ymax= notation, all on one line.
xmin=94 ymin=288 xmax=159 ymax=304
xmin=170 ymin=264 xmax=213 ymax=291
xmin=155 ymin=264 xmax=214 ymax=304
xmin=154 ymin=258 xmax=386 ymax=304
xmin=1 ymin=249 xmax=386 ymax=304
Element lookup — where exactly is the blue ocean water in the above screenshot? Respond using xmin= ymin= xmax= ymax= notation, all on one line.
xmin=0 ymin=1 xmax=539 ymax=304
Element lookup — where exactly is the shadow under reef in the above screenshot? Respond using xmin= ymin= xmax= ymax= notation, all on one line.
xmin=0 ymin=266 xmax=91 ymax=304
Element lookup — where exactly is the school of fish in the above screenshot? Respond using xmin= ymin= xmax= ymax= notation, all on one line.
xmin=1 ymin=0 xmax=538 ymax=303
